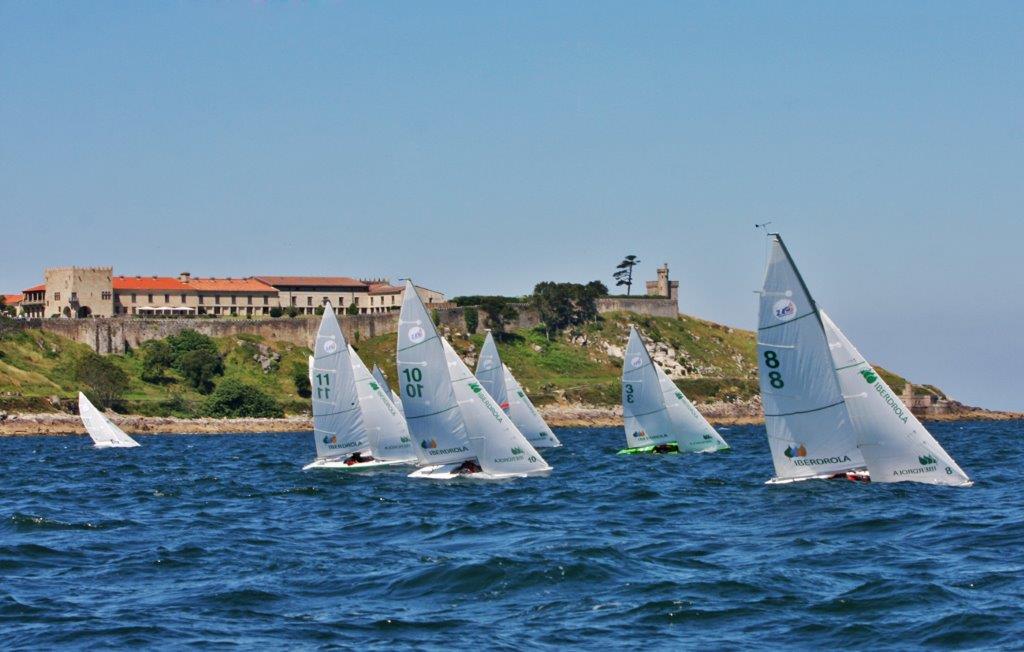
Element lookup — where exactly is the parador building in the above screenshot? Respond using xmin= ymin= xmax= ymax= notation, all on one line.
xmin=8 ymin=268 xmax=446 ymax=319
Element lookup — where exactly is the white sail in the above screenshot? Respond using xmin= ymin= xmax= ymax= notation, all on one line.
xmin=349 ymin=346 xmax=415 ymax=462
xmin=311 ymin=304 xmax=369 ymax=460
xmin=371 ymin=364 xmax=405 ymax=417
xmin=820 ymin=311 xmax=971 ymax=486
xmin=397 ymin=280 xmax=474 ymax=466
xmin=758 ymin=235 xmax=865 ymax=481
xmin=78 ymin=392 xmax=140 ymax=448
xmin=622 ymin=326 xmax=675 ymax=449
xmin=503 ymin=366 xmax=562 ymax=448
xmin=442 ymin=339 xmax=550 ymax=476
xmin=655 ymin=365 xmax=729 ymax=451
xmin=475 ymin=332 xmax=509 ymax=410
xmin=621 ymin=326 xmax=726 ymax=452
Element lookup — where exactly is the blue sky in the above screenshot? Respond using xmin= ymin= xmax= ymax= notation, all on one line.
xmin=2 ymin=1 xmax=1022 ymax=410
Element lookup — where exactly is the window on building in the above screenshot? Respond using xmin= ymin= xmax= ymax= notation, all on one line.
xmin=148 ymin=294 xmax=153 ymax=303
xmin=101 ymin=291 xmax=111 ymax=300
xmin=354 ymin=297 xmax=359 ymax=305
xmin=164 ymin=294 xmax=170 ymax=303
xmin=231 ymin=296 xmax=237 ymax=305
xmin=215 ymin=296 xmax=221 ymax=305
xmin=322 ymin=296 xmax=328 ymax=305
xmin=131 ymin=294 xmax=137 ymax=303
xmin=181 ymin=294 xmax=187 ymax=303
xmin=247 ymin=296 xmax=253 ymax=305
xmin=54 ymin=292 xmax=61 ymax=301
xmin=198 ymin=296 xmax=204 ymax=305
xmin=307 ymin=296 xmax=312 ymax=306
xmin=291 ymin=296 xmax=297 ymax=306
xmin=263 ymin=296 xmax=268 ymax=305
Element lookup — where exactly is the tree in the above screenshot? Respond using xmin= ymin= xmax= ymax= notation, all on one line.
xmin=139 ymin=340 xmax=175 ymax=383
xmin=202 ymin=378 xmax=283 ymax=418
xmin=292 ymin=362 xmax=311 ymax=398
xmin=463 ymin=306 xmax=479 ymax=334
xmin=613 ymin=255 xmax=641 ymax=295
xmin=346 ymin=302 xmax=359 ymax=316
xmin=167 ymin=329 xmax=219 ymax=363
xmin=531 ymin=281 xmax=605 ymax=339
xmin=177 ymin=349 xmax=224 ymax=393
xmin=286 ymin=306 xmax=300 ymax=318
xmin=0 ymin=295 xmax=13 ymax=318
xmin=269 ymin=306 xmax=284 ymax=318
xmin=478 ymin=297 xmax=519 ymax=335
xmin=314 ymin=305 xmax=325 ymax=316
xmin=74 ymin=352 xmax=130 ymax=409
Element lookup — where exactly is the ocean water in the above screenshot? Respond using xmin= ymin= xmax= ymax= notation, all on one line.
xmin=1 ymin=421 xmax=1022 ymax=650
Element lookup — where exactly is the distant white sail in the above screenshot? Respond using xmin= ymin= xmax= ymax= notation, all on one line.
xmin=621 ymin=326 xmax=727 ymax=452
xmin=310 ymin=304 xmax=369 ymax=461
xmin=442 ymin=339 xmax=550 ymax=476
xmin=349 ymin=346 xmax=415 ymax=462
xmin=78 ymin=392 xmax=139 ymax=448
xmin=371 ymin=364 xmax=404 ymax=416
xmin=758 ymin=235 xmax=865 ymax=481
xmin=503 ymin=366 xmax=561 ymax=448
xmin=820 ymin=311 xmax=971 ymax=486
xmin=397 ymin=280 xmax=475 ymax=466
xmin=655 ymin=364 xmax=728 ymax=451
xmin=475 ymin=332 xmax=509 ymax=410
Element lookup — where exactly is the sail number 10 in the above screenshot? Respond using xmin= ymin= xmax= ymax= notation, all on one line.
xmin=403 ymin=368 xmax=424 ymax=398
xmin=763 ymin=350 xmax=784 ymax=389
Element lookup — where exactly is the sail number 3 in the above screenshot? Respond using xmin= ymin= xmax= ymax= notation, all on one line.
xmin=763 ymin=351 xmax=784 ymax=389
xmin=403 ymin=368 xmax=424 ymax=398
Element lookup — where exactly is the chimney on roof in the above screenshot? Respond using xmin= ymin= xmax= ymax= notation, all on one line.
xmin=180 ymin=271 xmax=191 ymax=283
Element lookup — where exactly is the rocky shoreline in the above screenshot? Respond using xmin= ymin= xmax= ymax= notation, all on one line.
xmin=1 ymin=401 xmax=1020 ymax=436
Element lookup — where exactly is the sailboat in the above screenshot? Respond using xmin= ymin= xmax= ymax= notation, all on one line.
xmin=303 ymin=302 xmax=416 ymax=471
xmin=619 ymin=326 xmax=729 ymax=454
xmin=371 ymin=364 xmax=405 ymax=416
xmin=475 ymin=332 xmax=561 ymax=448
xmin=78 ymin=392 xmax=140 ymax=448
xmin=397 ymin=280 xmax=551 ymax=480
xmin=758 ymin=233 xmax=971 ymax=486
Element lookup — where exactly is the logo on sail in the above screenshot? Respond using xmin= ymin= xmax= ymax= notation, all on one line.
xmin=784 ymin=443 xmax=807 ymax=458
xmin=322 ymin=340 xmax=338 ymax=354
xmin=421 ymin=438 xmax=438 ymax=449
xmin=772 ymin=299 xmax=797 ymax=321
xmin=919 ymin=454 xmax=937 ymax=466
xmin=469 ymin=382 xmax=483 ymax=393
xmin=323 ymin=434 xmax=337 ymax=445
xmin=400 ymin=436 xmax=411 ymax=443
xmin=630 ymin=356 xmax=643 ymax=368
xmin=511 ymin=446 xmax=524 ymax=455
xmin=702 ymin=434 xmax=713 ymax=440
xmin=860 ymin=369 xmax=878 ymax=384
xmin=369 ymin=381 xmax=380 ymax=391
xmin=407 ymin=326 xmax=426 ymax=343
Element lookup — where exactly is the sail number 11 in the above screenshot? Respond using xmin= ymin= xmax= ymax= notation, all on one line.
xmin=403 ymin=368 xmax=424 ymax=398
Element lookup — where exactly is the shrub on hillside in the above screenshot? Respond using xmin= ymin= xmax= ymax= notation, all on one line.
xmin=177 ymin=349 xmax=224 ymax=393
xmin=292 ymin=362 xmax=311 ymax=398
xmin=346 ymin=302 xmax=358 ymax=316
xmin=479 ymin=297 xmax=519 ymax=335
xmin=74 ymin=352 xmax=130 ymax=409
xmin=202 ymin=379 xmax=284 ymax=418
xmin=463 ymin=307 xmax=479 ymax=334
xmin=167 ymin=330 xmax=219 ymax=363
xmin=269 ymin=306 xmax=284 ymax=318
xmin=531 ymin=280 xmax=606 ymax=339
xmin=139 ymin=340 xmax=175 ymax=383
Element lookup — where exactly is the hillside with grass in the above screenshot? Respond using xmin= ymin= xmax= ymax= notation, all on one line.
xmin=0 ymin=310 xmax=941 ymax=418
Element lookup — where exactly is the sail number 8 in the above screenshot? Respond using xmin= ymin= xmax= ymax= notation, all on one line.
xmin=763 ymin=351 xmax=784 ymax=389
xmin=403 ymin=368 xmax=424 ymax=398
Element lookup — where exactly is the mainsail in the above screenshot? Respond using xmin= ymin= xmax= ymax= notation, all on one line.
xmin=311 ymin=304 xmax=369 ymax=460
xmin=475 ymin=332 xmax=509 ymax=410
xmin=621 ymin=326 xmax=727 ymax=452
xmin=820 ymin=311 xmax=971 ymax=486
xmin=349 ymin=346 xmax=415 ymax=462
xmin=78 ymin=392 xmax=140 ymax=448
xmin=758 ymin=235 xmax=865 ymax=481
xmin=397 ymin=280 xmax=474 ymax=466
xmin=442 ymin=339 xmax=550 ymax=476
xmin=503 ymin=366 xmax=562 ymax=448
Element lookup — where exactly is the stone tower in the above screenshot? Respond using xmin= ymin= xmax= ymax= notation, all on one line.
xmin=645 ymin=263 xmax=679 ymax=301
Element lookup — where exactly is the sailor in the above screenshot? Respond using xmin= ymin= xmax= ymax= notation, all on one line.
xmin=344 ymin=451 xmax=373 ymax=466
xmin=455 ymin=459 xmax=482 ymax=475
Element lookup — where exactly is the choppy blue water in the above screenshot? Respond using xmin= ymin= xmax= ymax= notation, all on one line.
xmin=1 ymin=421 xmax=1022 ymax=650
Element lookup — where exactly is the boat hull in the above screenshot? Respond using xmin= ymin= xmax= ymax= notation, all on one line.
xmin=408 ymin=462 xmax=552 ymax=481
xmin=765 ymin=469 xmax=871 ymax=485
xmin=617 ymin=443 xmax=680 ymax=455
xmin=302 ymin=457 xmax=413 ymax=472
